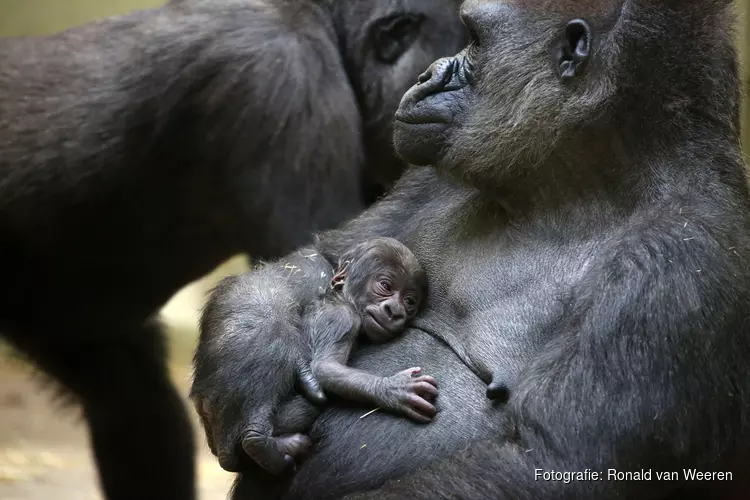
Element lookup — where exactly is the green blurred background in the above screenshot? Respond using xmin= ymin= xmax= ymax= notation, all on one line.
xmin=0 ymin=0 xmax=749 ymax=344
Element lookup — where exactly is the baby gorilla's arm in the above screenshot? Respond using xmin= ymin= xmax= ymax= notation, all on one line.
xmin=312 ymin=361 xmax=439 ymax=423
xmin=309 ymin=304 xmax=438 ymax=422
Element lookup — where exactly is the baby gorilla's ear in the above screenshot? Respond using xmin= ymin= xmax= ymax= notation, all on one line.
xmin=331 ymin=258 xmax=351 ymax=291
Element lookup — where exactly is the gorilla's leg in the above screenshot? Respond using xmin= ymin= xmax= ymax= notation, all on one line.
xmin=18 ymin=320 xmax=195 ymax=500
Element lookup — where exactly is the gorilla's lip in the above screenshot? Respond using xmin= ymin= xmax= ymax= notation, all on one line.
xmin=366 ymin=310 xmax=395 ymax=335
xmin=394 ymin=113 xmax=450 ymax=126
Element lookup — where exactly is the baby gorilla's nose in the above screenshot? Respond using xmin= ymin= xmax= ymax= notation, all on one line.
xmin=383 ymin=300 xmax=405 ymax=320
xmin=381 ymin=299 xmax=406 ymax=331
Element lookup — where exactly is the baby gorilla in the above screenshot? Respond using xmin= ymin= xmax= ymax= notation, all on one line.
xmin=243 ymin=237 xmax=437 ymax=474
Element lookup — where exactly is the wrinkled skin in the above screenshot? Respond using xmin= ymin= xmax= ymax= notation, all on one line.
xmin=193 ymin=1 xmax=750 ymax=499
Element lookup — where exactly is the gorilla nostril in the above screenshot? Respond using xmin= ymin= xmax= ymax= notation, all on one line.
xmin=416 ymin=58 xmax=457 ymax=89
xmin=384 ymin=302 xmax=394 ymax=318
xmin=417 ymin=70 xmax=432 ymax=84
xmin=438 ymin=59 xmax=457 ymax=87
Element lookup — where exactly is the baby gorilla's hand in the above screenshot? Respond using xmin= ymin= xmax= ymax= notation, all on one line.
xmin=380 ymin=368 xmax=438 ymax=423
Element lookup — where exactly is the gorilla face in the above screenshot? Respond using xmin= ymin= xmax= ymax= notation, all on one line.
xmin=330 ymin=0 xmax=468 ymax=189
xmin=393 ymin=0 xmax=626 ymax=186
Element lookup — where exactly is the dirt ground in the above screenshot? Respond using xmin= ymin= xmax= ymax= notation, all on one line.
xmin=0 ymin=352 xmax=234 ymax=500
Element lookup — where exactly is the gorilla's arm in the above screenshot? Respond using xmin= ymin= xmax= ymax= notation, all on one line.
xmin=347 ymin=218 xmax=746 ymax=499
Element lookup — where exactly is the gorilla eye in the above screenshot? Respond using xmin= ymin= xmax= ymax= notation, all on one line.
xmin=378 ymin=280 xmax=392 ymax=293
xmin=467 ymin=39 xmax=480 ymax=57
xmin=465 ymin=23 xmax=480 ymax=50
xmin=371 ymin=14 xmax=424 ymax=64
xmin=404 ymin=296 xmax=417 ymax=309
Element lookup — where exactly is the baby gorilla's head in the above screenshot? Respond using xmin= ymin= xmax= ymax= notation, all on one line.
xmin=331 ymin=237 xmax=426 ymax=343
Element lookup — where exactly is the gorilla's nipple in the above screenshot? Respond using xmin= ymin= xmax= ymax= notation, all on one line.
xmin=486 ymin=375 xmax=510 ymax=402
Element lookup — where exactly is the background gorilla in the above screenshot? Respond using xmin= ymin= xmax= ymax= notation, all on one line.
xmin=193 ymin=0 xmax=750 ymax=498
xmin=0 ymin=0 xmax=466 ymax=499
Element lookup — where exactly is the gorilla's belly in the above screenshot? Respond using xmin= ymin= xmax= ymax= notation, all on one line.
xmin=286 ymin=330 xmax=505 ymax=499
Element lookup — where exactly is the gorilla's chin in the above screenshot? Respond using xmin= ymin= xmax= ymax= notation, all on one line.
xmin=392 ymin=120 xmax=450 ymax=166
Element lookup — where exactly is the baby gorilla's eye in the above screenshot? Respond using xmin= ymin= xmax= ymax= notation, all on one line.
xmin=378 ymin=280 xmax=392 ymax=293
xmin=404 ymin=296 xmax=417 ymax=309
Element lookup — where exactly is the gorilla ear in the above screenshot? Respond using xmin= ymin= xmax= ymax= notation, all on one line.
xmin=331 ymin=259 xmax=351 ymax=291
xmin=558 ymin=19 xmax=592 ymax=81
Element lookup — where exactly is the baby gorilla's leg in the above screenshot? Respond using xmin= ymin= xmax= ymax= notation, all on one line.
xmin=271 ymin=396 xmax=320 ymax=466
xmin=275 ymin=395 xmax=321 ymax=433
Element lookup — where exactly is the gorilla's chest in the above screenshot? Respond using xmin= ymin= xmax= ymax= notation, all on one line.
xmin=411 ymin=224 xmax=595 ymax=383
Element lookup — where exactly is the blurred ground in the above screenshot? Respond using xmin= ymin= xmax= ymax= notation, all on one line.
xmin=0 ymin=257 xmax=248 ymax=500
xmin=0 ymin=351 xmax=235 ymax=500
xmin=0 ymin=351 xmax=234 ymax=500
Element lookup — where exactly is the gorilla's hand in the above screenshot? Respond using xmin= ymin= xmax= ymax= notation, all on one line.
xmin=191 ymin=248 xmax=333 ymax=472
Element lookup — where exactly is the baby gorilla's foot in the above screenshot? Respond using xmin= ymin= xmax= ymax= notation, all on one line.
xmin=379 ymin=367 xmax=438 ymax=423
xmin=242 ymin=431 xmax=311 ymax=475
xmin=276 ymin=433 xmax=312 ymax=465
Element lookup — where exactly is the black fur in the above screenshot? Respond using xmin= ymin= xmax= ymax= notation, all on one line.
xmin=0 ymin=0 xmax=466 ymax=499
xmin=195 ymin=0 xmax=750 ymax=499
xmin=200 ymin=238 xmax=434 ymax=476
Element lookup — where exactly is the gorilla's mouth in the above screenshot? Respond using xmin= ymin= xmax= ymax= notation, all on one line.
xmin=365 ymin=311 xmax=396 ymax=339
xmin=368 ymin=310 xmax=387 ymax=329
xmin=393 ymin=112 xmax=451 ymax=125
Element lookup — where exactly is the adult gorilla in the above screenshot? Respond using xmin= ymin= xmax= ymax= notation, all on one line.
xmin=193 ymin=0 xmax=750 ymax=498
xmin=0 ymin=1 xmax=466 ymax=500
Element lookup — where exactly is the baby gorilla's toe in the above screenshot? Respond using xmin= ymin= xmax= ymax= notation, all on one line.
xmin=276 ymin=433 xmax=312 ymax=459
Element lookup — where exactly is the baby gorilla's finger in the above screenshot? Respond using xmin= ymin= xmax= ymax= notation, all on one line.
xmin=412 ymin=379 xmax=439 ymax=399
xmin=401 ymin=403 xmax=434 ymax=423
xmin=415 ymin=374 xmax=438 ymax=388
xmin=241 ymin=430 xmax=292 ymax=475
xmin=407 ymin=394 xmax=437 ymax=418
xmin=297 ymin=364 xmax=327 ymax=405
